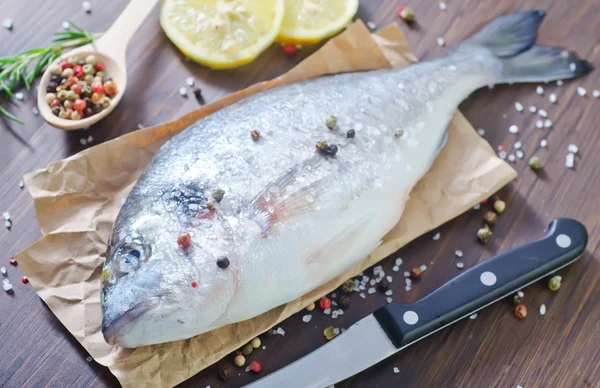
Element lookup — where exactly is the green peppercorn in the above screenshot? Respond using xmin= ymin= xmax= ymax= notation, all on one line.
xmin=57 ymin=90 xmax=69 ymax=101
xmin=493 ymin=199 xmax=506 ymax=214
xmin=71 ymin=110 xmax=82 ymax=120
xmin=63 ymin=100 xmax=74 ymax=110
xmin=477 ymin=224 xmax=492 ymax=244
xmin=241 ymin=343 xmax=253 ymax=356
xmin=61 ymin=68 xmax=74 ymax=78
xmin=316 ymin=140 xmax=328 ymax=153
xmin=83 ymin=64 xmax=96 ymax=75
xmin=529 ymin=156 xmax=542 ymax=171
xmin=548 ymin=276 xmax=561 ymax=291
xmin=341 ymin=279 xmax=355 ymax=293
xmin=213 ymin=188 xmax=225 ymax=203
xmin=326 ymin=115 xmax=337 ymax=129
xmin=84 ymin=74 xmax=95 ymax=85
xmin=96 ymin=71 xmax=106 ymax=79
xmin=483 ymin=211 xmax=497 ymax=226
xmin=85 ymin=55 xmax=97 ymax=65
xmin=49 ymin=64 xmax=62 ymax=75
xmin=45 ymin=93 xmax=57 ymax=104
xmin=58 ymin=109 xmax=69 ymax=119
xmin=339 ymin=295 xmax=350 ymax=308
xmin=66 ymin=90 xmax=78 ymax=101
xmin=101 ymin=97 xmax=111 ymax=109
xmin=82 ymin=85 xmax=93 ymax=97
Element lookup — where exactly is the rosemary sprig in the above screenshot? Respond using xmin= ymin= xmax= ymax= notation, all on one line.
xmin=0 ymin=22 xmax=101 ymax=124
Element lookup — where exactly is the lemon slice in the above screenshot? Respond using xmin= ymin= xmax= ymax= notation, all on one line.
xmin=160 ymin=0 xmax=284 ymax=69
xmin=277 ymin=0 xmax=359 ymax=45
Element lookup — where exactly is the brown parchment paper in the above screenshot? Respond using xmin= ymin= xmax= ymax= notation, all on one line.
xmin=16 ymin=21 xmax=517 ymax=388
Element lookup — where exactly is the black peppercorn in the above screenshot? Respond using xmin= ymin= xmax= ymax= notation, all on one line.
xmin=326 ymin=144 xmax=338 ymax=156
xmin=85 ymin=107 xmax=93 ymax=117
xmin=378 ymin=279 xmax=389 ymax=292
xmin=93 ymin=104 xmax=103 ymax=114
xmin=339 ymin=295 xmax=350 ymax=308
xmin=218 ymin=368 xmax=230 ymax=381
xmin=46 ymin=82 xmax=58 ymax=93
xmin=217 ymin=256 xmax=230 ymax=269
xmin=50 ymin=74 xmax=61 ymax=83
xmin=193 ymin=88 xmax=205 ymax=105
xmin=51 ymin=106 xmax=61 ymax=116
xmin=347 ymin=129 xmax=355 ymax=139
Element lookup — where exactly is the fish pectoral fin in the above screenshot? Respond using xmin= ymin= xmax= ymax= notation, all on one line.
xmin=308 ymin=215 xmax=372 ymax=265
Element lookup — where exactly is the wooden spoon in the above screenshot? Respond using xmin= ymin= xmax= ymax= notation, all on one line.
xmin=37 ymin=0 xmax=160 ymax=130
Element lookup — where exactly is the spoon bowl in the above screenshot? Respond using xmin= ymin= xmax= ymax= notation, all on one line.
xmin=37 ymin=0 xmax=159 ymax=131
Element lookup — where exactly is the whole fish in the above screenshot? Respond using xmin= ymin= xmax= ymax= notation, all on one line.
xmin=101 ymin=11 xmax=591 ymax=347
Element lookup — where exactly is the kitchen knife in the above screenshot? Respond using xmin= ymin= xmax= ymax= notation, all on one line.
xmin=244 ymin=218 xmax=588 ymax=388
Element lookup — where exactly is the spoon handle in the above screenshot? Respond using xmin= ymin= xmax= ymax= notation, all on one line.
xmin=95 ymin=0 xmax=161 ymax=63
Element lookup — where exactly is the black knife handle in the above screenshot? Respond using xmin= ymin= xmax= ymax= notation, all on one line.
xmin=373 ymin=218 xmax=588 ymax=348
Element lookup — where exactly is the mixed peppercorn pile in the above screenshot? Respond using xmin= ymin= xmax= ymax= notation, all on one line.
xmin=44 ymin=55 xmax=117 ymax=120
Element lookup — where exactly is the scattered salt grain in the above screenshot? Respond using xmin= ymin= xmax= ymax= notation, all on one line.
xmin=3 ymin=282 xmax=12 ymax=292
xmin=477 ymin=128 xmax=485 ymax=136
xmin=565 ymin=153 xmax=575 ymax=168
xmin=3 ymin=212 xmax=10 ymax=220
xmin=514 ymin=141 xmax=522 ymax=149
xmin=359 ymin=292 xmax=366 ymax=299
xmin=331 ymin=300 xmax=338 ymax=307
xmin=395 ymin=258 xmax=403 ymax=266
xmin=82 ymin=1 xmax=92 ymax=13
xmin=456 ymin=262 xmax=465 ymax=269
xmin=472 ymin=203 xmax=481 ymax=210
xmin=420 ymin=264 xmax=427 ymax=272
xmin=386 ymin=276 xmax=393 ymax=283
xmin=535 ymin=120 xmax=543 ymax=129
xmin=86 ymin=356 xmax=93 ymax=362
xmin=405 ymin=286 xmax=411 ymax=292
xmin=540 ymin=304 xmax=546 ymax=316
xmin=186 ymin=77 xmax=195 ymax=86
xmin=367 ymin=287 xmax=376 ymax=295
xmin=556 ymin=80 xmax=563 ymax=86
xmin=15 ymin=92 xmax=24 ymax=101
xmin=593 ymin=90 xmax=600 ymax=98
xmin=436 ymin=37 xmax=445 ymax=47
xmin=80 ymin=138 xmax=87 ymax=145
xmin=516 ymin=150 xmax=524 ymax=159
xmin=332 ymin=311 xmax=339 ymax=319
xmin=0 ymin=267 xmax=6 ymax=276
xmin=276 ymin=327 xmax=285 ymax=336
xmin=529 ymin=105 xmax=537 ymax=113
xmin=517 ymin=291 xmax=524 ymax=298
xmin=369 ymin=279 xmax=376 ymax=286
xmin=555 ymin=276 xmax=562 ymax=281
xmin=577 ymin=86 xmax=587 ymax=96
xmin=5 ymin=220 xmax=11 ymax=228
xmin=509 ymin=125 xmax=518 ymax=134
xmin=385 ymin=290 xmax=393 ymax=296
xmin=367 ymin=21 xmax=376 ymax=30
xmin=179 ymin=87 xmax=188 ymax=97
xmin=331 ymin=293 xmax=336 ymax=298
xmin=439 ymin=2 xmax=447 ymax=10
xmin=502 ymin=114 xmax=507 ymax=119
xmin=536 ymin=85 xmax=544 ymax=95
xmin=455 ymin=250 xmax=463 ymax=258
xmin=469 ymin=313 xmax=478 ymax=319
xmin=302 ymin=314 xmax=312 ymax=323
xmin=3 ymin=18 xmax=13 ymax=30
xmin=32 ymin=107 xmax=39 ymax=116
xmin=498 ymin=150 xmax=507 ymax=160
xmin=373 ymin=265 xmax=383 ymax=275
xmin=549 ymin=93 xmax=557 ymax=103
xmin=18 ymin=179 xmax=24 ymax=189
xmin=333 ymin=328 xmax=340 ymax=336
xmin=404 ymin=271 xmax=410 ymax=278
xmin=62 ymin=21 xmax=70 ymax=30
xmin=507 ymin=154 xmax=516 ymax=163
xmin=392 ymin=266 xmax=399 ymax=272
xmin=262 ymin=346 xmax=266 ymax=350
xmin=516 ymin=385 xmax=523 ymax=388
xmin=544 ymin=119 xmax=552 ymax=128
xmin=87 ymin=135 xmax=93 ymax=143
xmin=432 ymin=232 xmax=441 ymax=240
xmin=387 ymin=297 xmax=393 ymax=304
xmin=393 ymin=367 xmax=400 ymax=374
xmin=568 ymin=144 xmax=578 ymax=154
xmin=245 ymin=366 xmax=251 ymax=373
xmin=405 ymin=278 xmax=412 ymax=287
xmin=540 ymin=139 xmax=547 ymax=148
xmin=514 ymin=102 xmax=524 ymax=112
xmin=538 ymin=109 xmax=548 ymax=117
xmin=324 ymin=308 xmax=331 ymax=315
xmin=137 ymin=123 xmax=144 ymax=129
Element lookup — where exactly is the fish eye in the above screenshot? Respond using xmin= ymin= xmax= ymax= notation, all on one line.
xmin=113 ymin=237 xmax=151 ymax=275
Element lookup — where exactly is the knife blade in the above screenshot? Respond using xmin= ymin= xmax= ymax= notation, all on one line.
xmin=244 ymin=218 xmax=588 ymax=388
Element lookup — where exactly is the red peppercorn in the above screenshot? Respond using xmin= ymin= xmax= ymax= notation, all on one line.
xmin=21 ymin=276 xmax=29 ymax=284
xmin=283 ymin=44 xmax=297 ymax=57
xmin=66 ymin=77 xmax=78 ymax=87
xmin=480 ymin=198 xmax=488 ymax=205
xmin=319 ymin=297 xmax=331 ymax=309
xmin=103 ymin=81 xmax=117 ymax=96
xmin=61 ymin=60 xmax=73 ymax=70
xmin=50 ymin=99 xmax=60 ymax=108
xmin=71 ymin=84 xmax=82 ymax=95
xmin=497 ymin=145 xmax=504 ymax=151
xmin=191 ymin=281 xmax=197 ymax=288
xmin=249 ymin=361 xmax=262 ymax=373
xmin=396 ymin=7 xmax=405 ymax=17
xmin=9 ymin=257 xmax=17 ymax=265
xmin=73 ymin=65 xmax=84 ymax=78
xmin=177 ymin=233 xmax=191 ymax=249
xmin=409 ymin=267 xmax=422 ymax=279
xmin=92 ymin=84 xmax=105 ymax=95
xmin=95 ymin=62 xmax=106 ymax=71
xmin=73 ymin=99 xmax=86 ymax=112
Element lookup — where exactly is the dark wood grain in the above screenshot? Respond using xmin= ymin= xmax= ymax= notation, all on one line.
xmin=1 ymin=1 xmax=599 ymax=387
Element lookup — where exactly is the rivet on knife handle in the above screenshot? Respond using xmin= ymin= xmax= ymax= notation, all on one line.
xmin=373 ymin=218 xmax=588 ymax=348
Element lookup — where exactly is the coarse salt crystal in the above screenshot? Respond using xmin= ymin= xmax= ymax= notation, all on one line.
xmin=385 ymin=290 xmax=393 ymax=296
xmin=509 ymin=125 xmax=518 ymax=134
xmin=367 ymin=287 xmax=376 ymax=295
xmin=535 ymin=120 xmax=543 ymax=129
xmin=577 ymin=86 xmax=587 ymax=96
xmin=392 ymin=266 xmax=399 ymax=272
xmin=393 ymin=367 xmax=400 ymax=374
xmin=87 ymin=135 xmax=93 ymax=143
xmin=472 ymin=204 xmax=481 ymax=210
xmin=359 ymin=292 xmax=366 ymax=299
xmin=432 ymin=232 xmax=440 ymax=240
xmin=373 ymin=265 xmax=382 ymax=274
xmin=276 ymin=327 xmax=285 ymax=336
xmin=538 ymin=109 xmax=548 ymax=117
xmin=62 ymin=21 xmax=70 ymax=30
xmin=245 ymin=366 xmax=251 ymax=373
xmin=331 ymin=293 xmax=336 ymax=298
xmin=516 ymin=150 xmax=524 ymax=159
xmin=439 ymin=2 xmax=447 ymax=10
xmin=498 ymin=150 xmax=507 ymax=160
xmin=3 ymin=282 xmax=12 ymax=292
xmin=544 ymin=119 xmax=552 ymax=128
xmin=302 ymin=314 xmax=312 ymax=323
xmin=456 ymin=262 xmax=465 ymax=269
xmin=420 ymin=264 xmax=427 ymax=272
xmin=80 ymin=138 xmax=87 ymax=145
xmin=3 ymin=18 xmax=13 ymax=30
xmin=332 ymin=311 xmax=339 ymax=319
xmin=366 ymin=21 xmax=376 ymax=30
xmin=502 ymin=114 xmax=507 ymax=118
xmin=514 ymin=102 xmax=524 ymax=112
xmin=359 ymin=285 xmax=365 ymax=291
xmin=540 ymin=304 xmax=546 ymax=315
xmin=405 ymin=286 xmax=411 ymax=292
xmin=179 ymin=87 xmax=188 ymax=97
xmin=333 ymin=328 xmax=340 ymax=336
xmin=18 ymin=179 xmax=24 ymax=189
xmin=565 ymin=153 xmax=575 ymax=168
xmin=436 ymin=37 xmax=445 ymax=47
xmin=556 ymin=80 xmax=563 ymax=86
xmin=369 ymin=279 xmax=376 ymax=286
xmin=455 ymin=250 xmax=463 ymax=258
xmin=568 ymin=144 xmax=578 ymax=154
xmin=386 ymin=276 xmax=392 ymax=283
xmin=540 ymin=139 xmax=547 ymax=148
xmin=262 ymin=346 xmax=266 ymax=350
xmin=507 ymin=154 xmax=516 ymax=163
xmin=469 ymin=313 xmax=478 ymax=319
xmin=362 ymin=275 xmax=369 ymax=282
xmin=3 ymin=212 xmax=10 ymax=220
xmin=5 ymin=220 xmax=11 ymax=228
xmin=514 ymin=141 xmax=522 ymax=149
xmin=32 ymin=107 xmax=39 ymax=116
xmin=549 ymin=93 xmax=557 ymax=103
xmin=516 ymin=385 xmax=523 ymax=388
xmin=82 ymin=1 xmax=92 ymax=13
xmin=186 ymin=77 xmax=195 ymax=86
xmin=529 ymin=105 xmax=537 ymax=113
xmin=405 ymin=278 xmax=412 ymax=287
xmin=536 ymin=85 xmax=544 ymax=95
xmin=15 ymin=92 xmax=24 ymax=101
xmin=517 ymin=291 xmax=524 ymax=298
xmin=404 ymin=271 xmax=410 ymax=277
xmin=395 ymin=258 xmax=403 ymax=266
xmin=387 ymin=297 xmax=393 ymax=304
xmin=331 ymin=300 xmax=338 ymax=306
xmin=324 ymin=308 xmax=331 ymax=315
xmin=86 ymin=356 xmax=93 ymax=362
xmin=555 ymin=276 xmax=562 ymax=281
xmin=592 ymin=90 xmax=600 ymax=98
xmin=477 ymin=128 xmax=485 ymax=136
xmin=0 ymin=267 xmax=6 ymax=276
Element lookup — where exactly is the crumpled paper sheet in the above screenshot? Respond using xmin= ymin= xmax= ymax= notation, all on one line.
xmin=17 ymin=21 xmax=517 ymax=388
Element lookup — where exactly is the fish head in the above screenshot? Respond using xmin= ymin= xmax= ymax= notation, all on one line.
xmin=101 ymin=188 xmax=241 ymax=348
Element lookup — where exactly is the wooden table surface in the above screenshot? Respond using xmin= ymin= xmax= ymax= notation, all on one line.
xmin=1 ymin=0 xmax=599 ymax=387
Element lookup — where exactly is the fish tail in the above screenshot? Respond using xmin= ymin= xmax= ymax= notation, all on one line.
xmin=462 ymin=10 xmax=593 ymax=83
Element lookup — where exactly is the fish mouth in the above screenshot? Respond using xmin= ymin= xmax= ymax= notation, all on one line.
xmin=102 ymin=296 xmax=161 ymax=346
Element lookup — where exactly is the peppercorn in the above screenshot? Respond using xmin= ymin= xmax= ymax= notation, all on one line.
xmin=249 ymin=361 xmax=262 ymax=373
xmin=529 ymin=156 xmax=542 ymax=171
xmin=51 ymin=106 xmax=61 ymax=116
xmin=64 ymin=100 xmax=74 ymax=110
xmin=82 ymin=85 xmax=93 ymax=97
xmin=514 ymin=304 xmax=527 ymax=319
xmin=213 ymin=188 xmax=225 ymax=203
xmin=101 ymin=97 xmax=111 ymax=109
xmin=66 ymin=90 xmax=77 ymax=101
xmin=493 ymin=199 xmax=506 ymax=214
xmin=70 ymin=110 xmax=82 ymax=120
xmin=396 ymin=6 xmax=415 ymax=22
xmin=177 ymin=233 xmax=191 ymax=249
xmin=45 ymin=93 xmax=56 ymax=104
xmin=84 ymin=74 xmax=94 ymax=85
xmin=94 ymin=76 xmax=103 ymax=85
xmin=91 ymin=93 xmax=103 ymax=104
xmin=513 ymin=294 xmax=521 ymax=305
xmin=96 ymin=70 xmax=107 ymax=79
xmin=283 ymin=44 xmax=297 ymax=56
xmin=50 ymin=99 xmax=60 ymax=108
xmin=548 ymin=276 xmax=561 ymax=291
xmin=477 ymin=224 xmax=492 ymax=244
xmin=409 ymin=267 xmax=422 ymax=279
xmin=347 ymin=129 xmax=355 ymax=138
xmin=326 ymin=144 xmax=338 ymax=156
xmin=394 ymin=128 xmax=404 ymax=138
xmin=46 ymin=82 xmax=58 ymax=93
xmin=73 ymin=99 xmax=86 ymax=112
xmin=85 ymin=107 xmax=93 ymax=117
xmin=92 ymin=104 xmax=103 ymax=114
xmin=316 ymin=140 xmax=328 ymax=153
xmin=339 ymin=295 xmax=350 ymax=308
xmin=250 ymin=337 xmax=261 ymax=348
xmin=342 ymin=279 xmax=355 ymax=293
xmin=85 ymin=54 xmax=97 ymax=65
xmin=193 ymin=88 xmax=205 ymax=105
xmin=378 ymin=279 xmax=390 ymax=292
xmin=57 ymin=90 xmax=69 ymax=101
xmin=95 ymin=62 xmax=106 ymax=71
xmin=49 ymin=64 xmax=62 ymax=75
xmin=218 ymin=368 xmax=230 ymax=381
xmin=323 ymin=326 xmax=337 ymax=340
xmin=206 ymin=200 xmax=215 ymax=210
xmin=58 ymin=109 xmax=69 ymax=119
xmin=320 ymin=297 xmax=331 ymax=309
xmin=92 ymin=83 xmax=104 ymax=95
xmin=250 ymin=129 xmax=261 ymax=141
xmin=71 ymin=84 xmax=82 ymax=96
xmin=82 ymin=64 xmax=95 ymax=75
xmin=326 ymin=115 xmax=337 ymax=129
xmin=483 ymin=211 xmax=497 ymax=226
xmin=62 ymin=68 xmax=74 ymax=78
xmin=217 ymin=256 xmax=230 ymax=269
xmin=241 ymin=343 xmax=253 ymax=356
xmin=234 ymin=354 xmax=245 ymax=367
xmin=306 ymin=302 xmax=315 ymax=311
xmin=104 ymin=80 xmax=117 ymax=96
